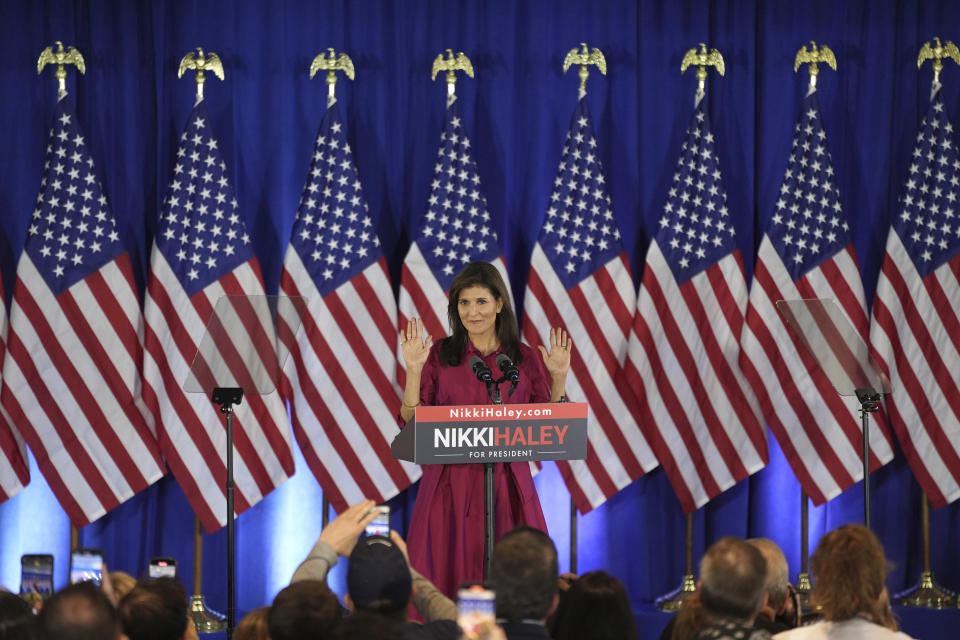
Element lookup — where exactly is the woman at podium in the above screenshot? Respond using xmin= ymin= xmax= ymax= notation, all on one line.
xmin=399 ymin=261 xmax=571 ymax=597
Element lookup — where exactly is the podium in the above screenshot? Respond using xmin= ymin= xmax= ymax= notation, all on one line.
xmin=392 ymin=401 xmax=588 ymax=575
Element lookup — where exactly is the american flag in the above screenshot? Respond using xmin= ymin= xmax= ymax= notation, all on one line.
xmin=741 ymin=90 xmax=894 ymax=505
xmin=0 ymin=97 xmax=164 ymax=525
xmin=142 ymin=102 xmax=294 ymax=532
xmin=626 ymin=99 xmax=767 ymax=513
xmin=870 ymin=88 xmax=960 ymax=508
xmin=0 ymin=275 xmax=30 ymax=502
xmin=398 ymin=95 xmax=513 ymax=361
xmin=279 ymin=98 xmax=420 ymax=513
xmin=524 ymin=97 xmax=658 ymax=513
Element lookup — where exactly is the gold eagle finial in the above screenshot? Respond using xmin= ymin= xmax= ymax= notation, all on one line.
xmin=562 ymin=43 xmax=607 ymax=97
xmin=37 ymin=41 xmax=86 ymax=98
xmin=431 ymin=50 xmax=474 ymax=101
xmin=681 ymin=43 xmax=724 ymax=100
xmin=794 ymin=41 xmax=837 ymax=93
xmin=310 ymin=48 xmax=355 ymax=104
xmin=918 ymin=37 xmax=960 ymax=87
xmin=178 ymin=47 xmax=225 ymax=103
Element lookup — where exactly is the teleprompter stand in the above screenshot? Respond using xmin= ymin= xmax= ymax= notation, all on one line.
xmin=392 ymin=400 xmax=588 ymax=577
xmin=185 ymin=295 xmax=306 ymax=639
xmin=776 ymin=299 xmax=891 ymax=529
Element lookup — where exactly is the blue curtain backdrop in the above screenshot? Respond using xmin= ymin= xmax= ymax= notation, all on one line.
xmin=1 ymin=0 xmax=960 ymax=623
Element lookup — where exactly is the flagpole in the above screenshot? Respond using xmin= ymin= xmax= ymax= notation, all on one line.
xmin=894 ymin=494 xmax=955 ymax=608
xmin=795 ymin=490 xmax=812 ymax=610
xmin=655 ymin=512 xmax=697 ymax=611
xmin=569 ymin=498 xmax=577 ymax=574
xmin=189 ymin=517 xmax=226 ymax=633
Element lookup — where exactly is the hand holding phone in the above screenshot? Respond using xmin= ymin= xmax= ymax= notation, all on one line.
xmin=70 ymin=548 xmax=104 ymax=586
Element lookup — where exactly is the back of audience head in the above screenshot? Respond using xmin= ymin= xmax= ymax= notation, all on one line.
xmin=107 ymin=573 xmax=136 ymax=605
xmin=117 ymin=578 xmax=190 ymax=640
xmin=345 ymin=535 xmax=412 ymax=620
xmin=550 ymin=571 xmax=638 ymax=640
xmin=268 ymin=580 xmax=342 ymax=640
xmin=489 ymin=527 xmax=558 ymax=622
xmin=0 ymin=592 xmax=37 ymax=640
xmin=234 ymin=607 xmax=269 ymax=640
xmin=810 ymin=524 xmax=896 ymax=630
xmin=39 ymin=582 xmax=120 ymax=640
xmin=746 ymin=538 xmax=789 ymax=614
xmin=698 ymin=537 xmax=767 ymax=624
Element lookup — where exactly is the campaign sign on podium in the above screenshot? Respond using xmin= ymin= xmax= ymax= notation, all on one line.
xmin=391 ymin=402 xmax=588 ymax=464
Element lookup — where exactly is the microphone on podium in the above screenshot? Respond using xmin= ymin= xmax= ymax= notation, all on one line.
xmin=469 ymin=355 xmax=494 ymax=383
xmin=496 ymin=353 xmax=520 ymax=398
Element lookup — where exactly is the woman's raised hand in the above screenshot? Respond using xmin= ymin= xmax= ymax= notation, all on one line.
xmin=400 ymin=318 xmax=432 ymax=371
xmin=538 ymin=326 xmax=572 ymax=381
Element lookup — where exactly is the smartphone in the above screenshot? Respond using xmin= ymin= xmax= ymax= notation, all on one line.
xmin=149 ymin=557 xmax=177 ymax=579
xmin=20 ymin=554 xmax=54 ymax=610
xmin=70 ymin=548 xmax=104 ymax=586
xmin=457 ymin=584 xmax=495 ymax=639
xmin=364 ymin=505 xmax=390 ymax=537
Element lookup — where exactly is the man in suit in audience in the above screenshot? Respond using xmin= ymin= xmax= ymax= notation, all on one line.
xmin=489 ymin=527 xmax=559 ymax=640
xmin=39 ymin=582 xmax=122 ymax=640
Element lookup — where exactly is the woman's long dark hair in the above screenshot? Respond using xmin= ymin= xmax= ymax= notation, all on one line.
xmin=550 ymin=571 xmax=639 ymax=640
xmin=439 ymin=261 xmax=522 ymax=366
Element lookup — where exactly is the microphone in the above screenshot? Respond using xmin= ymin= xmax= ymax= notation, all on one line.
xmin=496 ymin=353 xmax=520 ymax=398
xmin=469 ymin=355 xmax=494 ymax=383
xmin=495 ymin=353 xmax=519 ymax=382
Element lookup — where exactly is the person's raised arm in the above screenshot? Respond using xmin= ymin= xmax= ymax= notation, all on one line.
xmin=399 ymin=318 xmax=432 ymax=423
xmin=537 ymin=327 xmax=572 ymax=402
xmin=291 ymin=499 xmax=378 ymax=583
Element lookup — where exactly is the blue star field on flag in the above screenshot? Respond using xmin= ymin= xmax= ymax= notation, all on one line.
xmin=768 ymin=91 xmax=850 ymax=281
xmin=289 ymin=104 xmax=380 ymax=297
xmin=893 ymin=95 xmax=960 ymax=278
xmin=536 ymin=98 xmax=622 ymax=291
xmin=415 ymin=99 xmax=499 ymax=291
xmin=26 ymin=98 xmax=123 ymax=295
xmin=656 ymin=101 xmax=737 ymax=283
xmin=155 ymin=102 xmax=252 ymax=297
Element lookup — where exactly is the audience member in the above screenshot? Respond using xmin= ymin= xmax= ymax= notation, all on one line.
xmin=549 ymin=570 xmax=639 ymax=640
xmin=695 ymin=537 xmax=770 ymax=640
xmin=107 ymin=573 xmax=136 ymax=604
xmin=38 ymin=582 xmax=121 ymax=640
xmin=290 ymin=499 xmax=458 ymax=634
xmin=662 ymin=537 xmax=799 ymax=640
xmin=0 ymin=592 xmax=37 ymax=640
xmin=117 ymin=578 xmax=196 ymax=640
xmin=746 ymin=539 xmax=797 ymax=633
xmin=489 ymin=526 xmax=558 ymax=640
xmin=268 ymin=580 xmax=343 ymax=640
xmin=234 ymin=607 xmax=269 ymax=640
xmin=344 ymin=534 xmax=457 ymax=639
xmin=773 ymin=524 xmax=914 ymax=640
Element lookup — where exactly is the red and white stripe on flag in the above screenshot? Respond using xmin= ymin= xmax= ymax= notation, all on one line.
xmin=871 ymin=232 xmax=960 ymax=507
xmin=524 ymin=246 xmax=658 ymax=513
xmin=280 ymin=254 xmax=420 ymax=512
xmin=2 ymin=254 xmax=164 ymax=525
xmin=143 ymin=249 xmax=294 ymax=532
xmin=742 ymin=238 xmax=894 ymax=504
xmin=628 ymin=245 xmax=767 ymax=513
xmin=0 ymin=276 xmax=30 ymax=502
